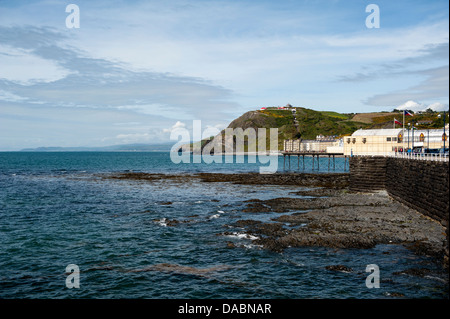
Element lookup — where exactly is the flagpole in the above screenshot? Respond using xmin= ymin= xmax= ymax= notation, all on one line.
xmin=402 ymin=110 xmax=405 ymax=153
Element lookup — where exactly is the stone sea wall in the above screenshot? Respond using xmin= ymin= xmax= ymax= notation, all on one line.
xmin=349 ymin=157 xmax=387 ymax=192
xmin=349 ymin=156 xmax=449 ymax=267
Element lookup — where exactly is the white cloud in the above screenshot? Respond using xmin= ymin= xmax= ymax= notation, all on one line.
xmin=396 ymin=100 xmax=449 ymax=112
xmin=427 ymin=102 xmax=449 ymax=112
xmin=396 ymin=100 xmax=425 ymax=112
xmin=1 ymin=0 xmax=448 ymax=149
xmin=0 ymin=45 xmax=72 ymax=84
xmin=0 ymin=90 xmax=28 ymax=102
xmin=163 ymin=121 xmax=186 ymax=133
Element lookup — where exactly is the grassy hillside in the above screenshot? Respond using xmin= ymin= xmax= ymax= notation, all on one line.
xmin=196 ymin=107 xmax=369 ymax=152
xmin=366 ymin=110 xmax=447 ymax=129
xmin=185 ymin=107 xmax=448 ymax=152
xmin=294 ymin=108 xmax=367 ymax=139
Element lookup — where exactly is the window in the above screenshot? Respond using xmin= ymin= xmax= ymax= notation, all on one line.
xmin=362 ymin=138 xmax=367 ymax=144
xmin=386 ymin=137 xmax=391 ymax=142
xmin=347 ymin=138 xmax=351 ymax=144
xmin=352 ymin=138 xmax=356 ymax=144
xmin=392 ymin=137 xmax=397 ymax=142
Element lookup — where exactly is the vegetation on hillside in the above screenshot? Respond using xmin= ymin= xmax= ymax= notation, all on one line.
xmin=185 ymin=106 xmax=448 ymax=152
xmin=368 ymin=109 xmax=448 ymax=129
xmin=293 ymin=108 xmax=367 ymax=139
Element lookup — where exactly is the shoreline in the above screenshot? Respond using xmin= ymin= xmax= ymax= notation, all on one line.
xmin=102 ymin=171 xmax=447 ymax=268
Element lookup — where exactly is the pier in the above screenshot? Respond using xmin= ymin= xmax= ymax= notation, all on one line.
xmin=281 ymin=151 xmax=348 ymax=171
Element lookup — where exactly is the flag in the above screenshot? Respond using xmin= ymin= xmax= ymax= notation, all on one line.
xmin=394 ymin=118 xmax=402 ymax=125
xmin=404 ymin=110 xmax=414 ymax=117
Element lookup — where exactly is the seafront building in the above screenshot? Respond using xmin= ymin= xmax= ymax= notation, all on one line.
xmin=283 ymin=126 xmax=448 ymax=156
xmin=283 ymin=137 xmax=343 ymax=153
xmin=342 ymin=127 xmax=449 ymax=156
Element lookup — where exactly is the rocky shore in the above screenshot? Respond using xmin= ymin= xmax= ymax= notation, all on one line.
xmin=234 ymin=190 xmax=445 ymax=258
xmin=102 ymin=171 xmax=447 ymax=265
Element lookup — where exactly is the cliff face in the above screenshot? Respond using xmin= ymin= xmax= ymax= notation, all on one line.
xmin=192 ymin=110 xmax=297 ymax=152
xmin=225 ymin=110 xmax=299 ymax=150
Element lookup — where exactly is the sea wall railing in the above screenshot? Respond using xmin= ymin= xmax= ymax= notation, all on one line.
xmin=352 ymin=152 xmax=449 ymax=162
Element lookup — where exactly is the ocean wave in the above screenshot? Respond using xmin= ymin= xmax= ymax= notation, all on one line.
xmin=243 ymin=243 xmax=263 ymax=249
xmin=224 ymin=232 xmax=259 ymax=241
xmin=155 ymin=218 xmax=168 ymax=227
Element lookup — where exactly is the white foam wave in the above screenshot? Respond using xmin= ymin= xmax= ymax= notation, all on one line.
xmin=225 ymin=232 xmax=259 ymax=241
xmin=155 ymin=218 xmax=167 ymax=227
xmin=243 ymin=244 xmax=263 ymax=249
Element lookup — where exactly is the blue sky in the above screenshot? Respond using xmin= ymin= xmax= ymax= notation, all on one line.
xmin=0 ymin=0 xmax=448 ymax=150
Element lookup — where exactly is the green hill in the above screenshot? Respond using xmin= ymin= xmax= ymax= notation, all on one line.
xmin=195 ymin=107 xmax=369 ymax=152
xmin=293 ymin=108 xmax=367 ymax=139
xmin=188 ymin=106 xmax=448 ymax=152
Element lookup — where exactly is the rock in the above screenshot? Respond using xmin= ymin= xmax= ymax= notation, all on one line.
xmin=393 ymin=268 xmax=432 ymax=277
xmin=226 ymin=241 xmax=236 ymax=248
xmin=389 ymin=292 xmax=405 ymax=297
xmin=325 ymin=265 xmax=353 ymax=273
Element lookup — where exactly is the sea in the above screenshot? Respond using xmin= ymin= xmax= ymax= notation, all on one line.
xmin=0 ymin=152 xmax=448 ymax=299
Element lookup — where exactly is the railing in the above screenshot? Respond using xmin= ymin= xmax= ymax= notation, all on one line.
xmin=392 ymin=152 xmax=449 ymax=162
xmin=352 ymin=152 xmax=449 ymax=162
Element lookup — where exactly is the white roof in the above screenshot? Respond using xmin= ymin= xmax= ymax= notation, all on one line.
xmin=351 ymin=128 xmax=448 ymax=137
xmin=351 ymin=129 xmax=402 ymax=137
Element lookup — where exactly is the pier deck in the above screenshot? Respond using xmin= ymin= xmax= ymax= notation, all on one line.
xmin=281 ymin=151 xmax=347 ymax=171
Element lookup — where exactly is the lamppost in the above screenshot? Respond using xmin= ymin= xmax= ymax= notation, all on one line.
xmin=444 ymin=110 xmax=447 ymax=152
xmin=407 ymin=123 xmax=411 ymax=151
xmin=438 ymin=111 xmax=447 ymax=152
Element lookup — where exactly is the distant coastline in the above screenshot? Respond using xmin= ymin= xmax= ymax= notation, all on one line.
xmin=17 ymin=143 xmax=173 ymax=152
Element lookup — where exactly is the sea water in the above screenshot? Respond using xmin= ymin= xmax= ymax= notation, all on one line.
xmin=0 ymin=152 xmax=447 ymax=299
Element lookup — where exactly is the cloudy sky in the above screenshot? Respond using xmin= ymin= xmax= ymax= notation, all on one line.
xmin=0 ymin=0 xmax=448 ymax=150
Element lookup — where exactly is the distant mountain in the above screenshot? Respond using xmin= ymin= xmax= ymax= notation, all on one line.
xmin=20 ymin=143 xmax=173 ymax=152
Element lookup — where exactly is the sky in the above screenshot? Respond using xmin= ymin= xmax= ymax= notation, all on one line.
xmin=0 ymin=0 xmax=448 ymax=150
